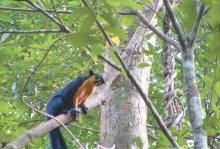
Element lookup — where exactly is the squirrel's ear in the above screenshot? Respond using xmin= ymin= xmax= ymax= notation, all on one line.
xmin=89 ymin=70 xmax=95 ymax=76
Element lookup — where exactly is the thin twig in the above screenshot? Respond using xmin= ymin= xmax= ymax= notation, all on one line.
xmin=188 ymin=3 xmax=206 ymax=47
xmin=85 ymin=46 xmax=121 ymax=71
xmin=50 ymin=0 xmax=66 ymax=29
xmin=17 ymin=1 xmax=36 ymax=10
xmin=163 ymin=0 xmax=187 ymax=51
xmin=209 ymin=57 xmax=218 ymax=115
xmin=0 ymin=29 xmax=63 ymax=34
xmin=26 ymin=0 xmax=71 ymax=32
xmin=130 ymin=9 xmax=181 ymax=50
xmin=71 ymin=124 xmax=100 ymax=133
xmin=0 ymin=7 xmax=72 ymax=14
xmin=137 ymin=1 xmax=175 ymax=33
xmin=98 ymin=55 xmax=121 ymax=71
xmin=81 ymin=0 xmax=115 ymax=46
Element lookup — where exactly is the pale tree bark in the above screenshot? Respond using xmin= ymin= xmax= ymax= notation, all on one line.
xmin=100 ymin=3 xmax=161 ymax=148
xmin=101 ymin=28 xmax=150 ymax=149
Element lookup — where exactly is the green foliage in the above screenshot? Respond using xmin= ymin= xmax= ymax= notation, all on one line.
xmin=135 ymin=137 xmax=143 ymax=148
xmin=180 ymin=0 xmax=197 ymax=32
xmin=1 ymin=0 xmax=220 ymax=148
xmin=66 ymin=29 xmax=99 ymax=48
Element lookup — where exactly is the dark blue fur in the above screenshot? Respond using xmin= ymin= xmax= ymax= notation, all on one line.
xmin=46 ymin=76 xmax=88 ymax=149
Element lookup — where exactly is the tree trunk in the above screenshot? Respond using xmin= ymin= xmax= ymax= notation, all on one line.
xmin=182 ymin=48 xmax=207 ymax=148
xmin=99 ymin=2 xmax=164 ymax=148
xmin=100 ymin=25 xmax=152 ymax=149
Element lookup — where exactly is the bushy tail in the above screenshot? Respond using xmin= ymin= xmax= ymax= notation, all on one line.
xmin=49 ymin=128 xmax=67 ymax=149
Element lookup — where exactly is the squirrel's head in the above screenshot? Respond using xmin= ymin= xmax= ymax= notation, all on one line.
xmin=88 ymin=70 xmax=105 ymax=86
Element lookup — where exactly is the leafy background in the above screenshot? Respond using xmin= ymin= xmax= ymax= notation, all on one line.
xmin=0 ymin=0 xmax=220 ymax=148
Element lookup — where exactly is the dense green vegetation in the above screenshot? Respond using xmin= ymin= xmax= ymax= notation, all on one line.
xmin=0 ymin=0 xmax=220 ymax=148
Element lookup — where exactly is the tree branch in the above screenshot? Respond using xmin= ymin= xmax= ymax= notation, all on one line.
xmin=0 ymin=29 xmax=63 ymax=34
xmin=85 ymin=46 xmax=121 ymax=71
xmin=26 ymin=0 xmax=71 ymax=33
xmin=130 ymin=9 xmax=181 ymax=50
xmin=50 ymin=0 xmax=66 ymax=30
xmin=3 ymin=114 xmax=72 ymax=149
xmin=98 ymin=55 xmax=121 ymax=71
xmin=81 ymin=0 xmax=115 ymax=46
xmin=137 ymin=1 xmax=175 ymax=33
xmin=71 ymin=124 xmax=100 ymax=133
xmin=0 ymin=7 xmax=72 ymax=14
xmin=163 ymin=0 xmax=187 ymax=51
xmin=188 ymin=3 xmax=206 ymax=47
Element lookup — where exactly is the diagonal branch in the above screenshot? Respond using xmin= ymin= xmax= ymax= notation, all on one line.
xmin=26 ymin=0 xmax=71 ymax=33
xmin=81 ymin=0 xmax=115 ymax=46
xmin=50 ymin=0 xmax=66 ymax=30
xmin=85 ymin=46 xmax=121 ymax=71
xmin=188 ymin=3 xmax=206 ymax=47
xmin=163 ymin=0 xmax=187 ymax=51
xmin=130 ymin=9 xmax=181 ymax=50
xmin=137 ymin=1 xmax=175 ymax=33
xmin=98 ymin=55 xmax=121 ymax=71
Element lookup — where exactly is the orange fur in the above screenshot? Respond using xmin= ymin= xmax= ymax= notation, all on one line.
xmin=73 ymin=76 xmax=96 ymax=109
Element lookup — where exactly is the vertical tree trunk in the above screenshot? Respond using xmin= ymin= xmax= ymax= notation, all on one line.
xmin=182 ymin=49 xmax=207 ymax=148
xmin=98 ymin=2 xmax=162 ymax=148
xmin=100 ymin=25 xmax=152 ymax=149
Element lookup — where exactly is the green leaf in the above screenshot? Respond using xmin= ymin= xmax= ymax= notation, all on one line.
xmin=67 ymin=1 xmax=80 ymax=7
xmin=102 ymin=1 xmax=114 ymax=14
xmin=142 ymin=49 xmax=154 ymax=56
xmin=71 ymin=7 xmax=93 ymax=21
xmin=216 ymin=65 xmax=220 ymax=81
xmin=141 ymin=0 xmax=151 ymax=4
xmin=215 ymin=81 xmax=220 ymax=94
xmin=202 ymin=77 xmax=213 ymax=89
xmin=105 ymin=26 xmax=128 ymax=40
xmin=80 ymin=14 xmax=96 ymax=30
xmin=138 ymin=63 xmax=150 ymax=68
xmin=121 ymin=68 xmax=127 ymax=78
xmin=0 ymin=102 xmax=10 ymax=113
xmin=210 ymin=1 xmax=220 ymax=25
xmin=90 ymin=44 xmax=104 ymax=61
xmin=207 ymin=32 xmax=220 ymax=57
xmin=147 ymin=43 xmax=154 ymax=52
xmin=180 ymin=0 xmax=197 ymax=31
xmin=100 ymin=12 xmax=118 ymax=27
xmin=109 ymin=52 xmax=120 ymax=65
xmin=135 ymin=137 xmax=143 ymax=149
xmin=66 ymin=30 xmax=98 ymax=47
xmin=0 ymin=13 xmax=13 ymax=22
xmin=1 ymin=33 xmax=11 ymax=43
xmin=121 ymin=16 xmax=134 ymax=27
xmin=0 ymin=0 xmax=12 ymax=6
xmin=108 ymin=0 xmax=142 ymax=10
